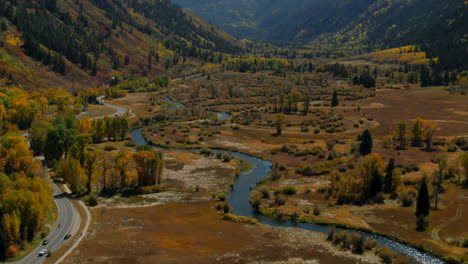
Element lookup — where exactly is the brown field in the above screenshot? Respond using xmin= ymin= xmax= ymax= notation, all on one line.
xmin=106 ymin=92 xmax=154 ymax=121
xmin=357 ymin=86 xmax=468 ymax=137
xmin=64 ymin=201 xmax=381 ymax=264
xmin=354 ymin=182 xmax=468 ymax=260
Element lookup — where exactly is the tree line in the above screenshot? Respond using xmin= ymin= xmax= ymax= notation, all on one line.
xmin=29 ymin=115 xmax=129 ymax=163
xmin=0 ymin=133 xmax=53 ymax=258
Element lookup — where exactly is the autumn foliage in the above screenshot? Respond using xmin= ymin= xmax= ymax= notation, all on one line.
xmin=0 ymin=133 xmax=53 ymax=257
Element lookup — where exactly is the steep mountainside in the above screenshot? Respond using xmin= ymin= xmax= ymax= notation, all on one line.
xmin=0 ymin=0 xmax=241 ymax=90
xmin=174 ymin=0 xmax=467 ymax=69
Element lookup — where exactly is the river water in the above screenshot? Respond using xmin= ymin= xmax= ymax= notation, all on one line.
xmin=133 ymin=99 xmax=444 ymax=264
xmin=164 ymin=97 xmax=230 ymax=120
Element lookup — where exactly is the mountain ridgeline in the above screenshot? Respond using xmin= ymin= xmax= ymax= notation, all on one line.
xmin=174 ymin=0 xmax=468 ymax=70
xmin=0 ymin=0 xmax=241 ymax=88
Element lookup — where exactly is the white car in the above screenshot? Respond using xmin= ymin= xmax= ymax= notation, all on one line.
xmin=38 ymin=249 xmax=48 ymax=257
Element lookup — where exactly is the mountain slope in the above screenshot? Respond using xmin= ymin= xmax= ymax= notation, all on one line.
xmin=0 ymin=0 xmax=242 ymax=90
xmin=174 ymin=0 xmax=467 ymax=69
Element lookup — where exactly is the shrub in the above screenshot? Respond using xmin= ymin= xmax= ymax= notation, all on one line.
xmin=453 ymin=137 xmax=467 ymax=147
xmin=222 ymin=153 xmax=233 ymax=162
xmin=278 ymin=164 xmax=287 ymax=171
xmin=200 ymin=148 xmax=213 ymax=156
xmin=216 ymin=192 xmax=227 ymax=201
xmin=364 ymin=238 xmax=378 ymax=251
xmin=347 ymin=233 xmax=364 ymax=254
xmin=378 ymin=246 xmax=396 ymax=264
xmin=222 ymin=213 xmax=258 ymax=225
xmin=405 ymin=164 xmax=420 ymax=172
xmin=332 ymin=231 xmax=347 ymax=246
xmin=104 ymin=145 xmax=116 ymax=151
xmin=260 ymin=187 xmax=271 ymax=199
xmin=274 ymin=195 xmax=286 ymax=206
xmin=447 ymin=145 xmax=458 ymax=152
xmin=138 ymin=184 xmax=167 ymax=194
xmin=296 ymin=165 xmax=330 ymax=176
xmin=399 ymin=192 xmax=414 ymax=207
xmin=271 ymin=171 xmax=281 ymax=181
xmin=124 ymin=141 xmax=135 ymax=147
xmin=88 ymin=194 xmax=98 ymax=206
xmin=214 ymin=202 xmax=231 ymax=214
xmin=281 ymin=185 xmax=297 ymax=195
xmin=313 ymin=205 xmax=321 ymax=216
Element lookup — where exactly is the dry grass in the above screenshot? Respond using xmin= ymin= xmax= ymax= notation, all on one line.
xmin=77 ymin=104 xmax=117 ymax=119
xmin=354 ymin=183 xmax=468 ymax=260
xmin=64 ymin=201 xmax=380 ymax=264
xmin=106 ymin=92 xmax=154 ymax=121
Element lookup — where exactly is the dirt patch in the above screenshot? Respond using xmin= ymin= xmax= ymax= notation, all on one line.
xmin=163 ymin=150 xmax=237 ymax=192
xmin=95 ymin=191 xmax=209 ymax=208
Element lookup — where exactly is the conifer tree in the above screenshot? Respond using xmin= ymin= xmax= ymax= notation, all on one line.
xmin=359 ymin=129 xmax=373 ymax=156
xmin=415 ymin=178 xmax=430 ymax=217
xmin=331 ymin=91 xmax=339 ymax=107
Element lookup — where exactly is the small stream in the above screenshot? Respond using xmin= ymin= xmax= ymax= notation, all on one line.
xmin=164 ymin=97 xmax=230 ymax=120
xmin=164 ymin=97 xmax=185 ymax=110
xmin=134 ymin=98 xmax=445 ymax=264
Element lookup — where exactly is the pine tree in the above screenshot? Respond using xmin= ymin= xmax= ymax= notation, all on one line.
xmin=415 ymin=178 xmax=430 ymax=217
xmin=331 ymin=91 xmax=339 ymax=107
xmin=384 ymin=158 xmax=395 ymax=194
xmin=416 ymin=215 xmax=428 ymax=231
xmin=359 ymin=129 xmax=373 ymax=156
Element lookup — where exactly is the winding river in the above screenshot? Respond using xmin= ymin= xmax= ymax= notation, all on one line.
xmin=133 ymin=99 xmax=444 ymax=264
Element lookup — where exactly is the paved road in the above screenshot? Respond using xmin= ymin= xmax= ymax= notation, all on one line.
xmin=11 ymin=181 xmax=79 ymax=264
xmin=96 ymin=96 xmax=130 ymax=119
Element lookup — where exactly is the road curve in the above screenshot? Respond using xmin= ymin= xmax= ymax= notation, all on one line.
xmin=95 ymin=96 xmax=130 ymax=119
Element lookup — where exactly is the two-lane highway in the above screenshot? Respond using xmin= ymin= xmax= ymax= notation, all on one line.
xmin=12 ymin=182 xmax=79 ymax=264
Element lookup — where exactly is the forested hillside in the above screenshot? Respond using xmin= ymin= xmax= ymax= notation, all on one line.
xmin=174 ymin=0 xmax=467 ymax=70
xmin=0 ymin=0 xmax=241 ymax=90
